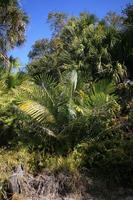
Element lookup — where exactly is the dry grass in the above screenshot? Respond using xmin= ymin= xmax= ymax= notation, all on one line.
xmin=0 ymin=147 xmax=31 ymax=178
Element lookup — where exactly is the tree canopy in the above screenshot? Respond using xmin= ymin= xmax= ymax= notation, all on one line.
xmin=0 ymin=0 xmax=29 ymax=54
xmin=28 ymin=10 xmax=130 ymax=82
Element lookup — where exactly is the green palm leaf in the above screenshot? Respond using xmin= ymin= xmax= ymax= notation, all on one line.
xmin=19 ymin=100 xmax=55 ymax=125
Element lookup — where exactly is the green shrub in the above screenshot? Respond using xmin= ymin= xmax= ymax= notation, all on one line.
xmin=72 ymin=117 xmax=133 ymax=185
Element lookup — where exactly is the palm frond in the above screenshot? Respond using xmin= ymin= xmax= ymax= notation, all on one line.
xmin=19 ymin=100 xmax=55 ymax=125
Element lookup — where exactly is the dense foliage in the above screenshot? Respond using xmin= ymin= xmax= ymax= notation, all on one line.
xmin=0 ymin=2 xmax=133 ymax=193
xmin=0 ymin=0 xmax=29 ymax=53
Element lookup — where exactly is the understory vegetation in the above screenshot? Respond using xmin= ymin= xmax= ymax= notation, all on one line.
xmin=0 ymin=0 xmax=133 ymax=198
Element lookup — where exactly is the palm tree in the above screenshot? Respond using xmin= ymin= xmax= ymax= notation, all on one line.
xmin=15 ymin=70 xmax=117 ymax=141
xmin=0 ymin=55 xmax=26 ymax=91
xmin=0 ymin=0 xmax=29 ymax=54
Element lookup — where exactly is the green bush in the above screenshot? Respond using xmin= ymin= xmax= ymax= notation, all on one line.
xmin=72 ymin=101 xmax=133 ymax=185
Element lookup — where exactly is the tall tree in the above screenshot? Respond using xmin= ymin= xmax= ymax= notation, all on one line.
xmin=28 ymin=11 xmax=127 ymax=83
xmin=0 ymin=0 xmax=29 ymax=54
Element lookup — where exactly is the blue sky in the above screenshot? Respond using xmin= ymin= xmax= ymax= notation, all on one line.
xmin=9 ymin=0 xmax=133 ymax=67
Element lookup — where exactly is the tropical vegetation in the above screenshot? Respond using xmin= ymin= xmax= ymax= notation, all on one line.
xmin=0 ymin=1 xmax=133 ymax=198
